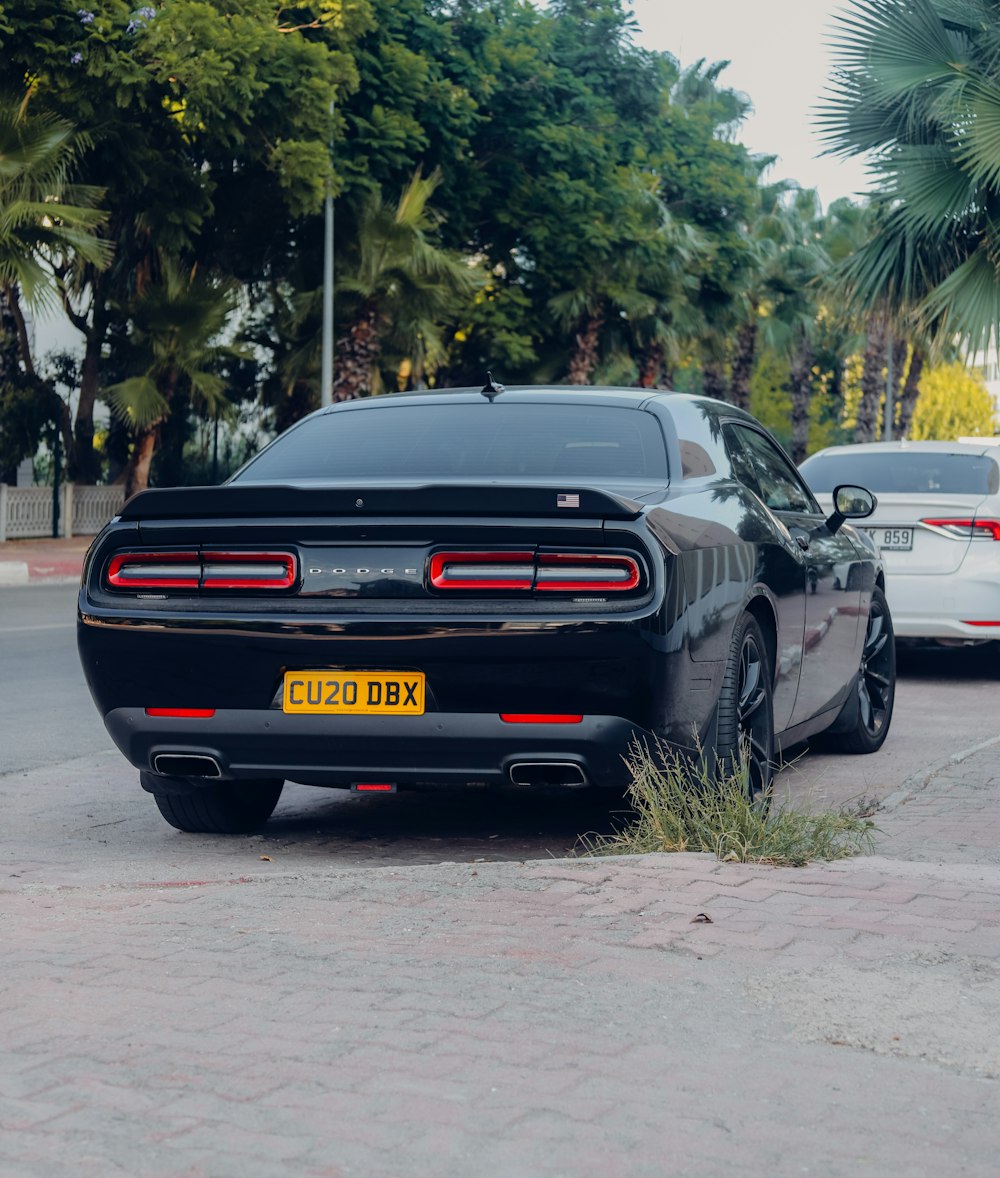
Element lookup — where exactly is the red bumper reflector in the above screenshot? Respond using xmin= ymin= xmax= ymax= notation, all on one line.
xmin=500 ymin=713 xmax=584 ymax=724
xmin=351 ymin=782 xmax=397 ymax=793
xmin=145 ymin=708 xmax=216 ymax=718
xmin=961 ymin=621 xmax=1000 ymax=627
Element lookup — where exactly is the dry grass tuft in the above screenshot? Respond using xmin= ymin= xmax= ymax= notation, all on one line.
xmin=582 ymin=740 xmax=877 ymax=867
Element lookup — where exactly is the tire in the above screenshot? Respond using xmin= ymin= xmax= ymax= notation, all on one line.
xmin=143 ymin=776 xmax=284 ymax=834
xmin=821 ymin=585 xmax=895 ymax=754
xmin=715 ymin=613 xmax=775 ymax=804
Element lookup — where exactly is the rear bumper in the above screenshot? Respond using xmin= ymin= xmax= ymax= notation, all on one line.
xmin=104 ymin=708 xmax=653 ymax=790
xmin=886 ymin=573 xmax=1000 ymax=638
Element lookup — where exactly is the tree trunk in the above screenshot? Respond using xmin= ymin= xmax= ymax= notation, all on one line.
xmin=702 ymin=361 xmax=728 ymax=402
xmin=788 ymin=339 xmax=813 ymax=464
xmin=333 ymin=304 xmax=381 ymax=401
xmin=567 ymin=307 xmax=605 ymax=385
xmin=636 ymin=341 xmax=666 ymax=389
xmin=0 ymin=287 xmax=21 ymax=381
xmin=123 ymin=425 xmax=160 ymax=499
xmin=120 ymin=368 xmax=177 ymax=496
xmin=3 ymin=283 xmax=35 ymax=379
xmin=729 ymin=321 xmax=757 ymax=412
xmin=855 ymin=314 xmax=886 ymax=444
xmin=72 ymin=294 xmax=109 ymax=484
xmin=897 ymin=345 xmax=926 ymax=440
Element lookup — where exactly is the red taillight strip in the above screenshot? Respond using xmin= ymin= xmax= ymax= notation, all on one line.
xmin=500 ymin=714 xmax=584 ymax=724
xmin=429 ymin=550 xmax=643 ymax=593
xmin=106 ymin=550 xmax=297 ymax=592
xmin=921 ymin=518 xmax=1000 ymax=540
xmin=429 ymin=551 xmax=535 ymax=591
xmin=535 ymin=553 xmax=641 ymax=593
xmin=107 ymin=551 xmax=201 ymax=589
xmin=145 ymin=708 xmax=216 ymax=718
xmin=201 ymin=551 xmax=297 ymax=590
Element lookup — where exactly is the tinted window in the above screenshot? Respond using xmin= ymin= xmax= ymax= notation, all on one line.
xmin=727 ymin=425 xmax=817 ymax=513
xmin=801 ymin=450 xmax=1000 ymax=495
xmin=235 ymin=403 xmax=669 ymax=482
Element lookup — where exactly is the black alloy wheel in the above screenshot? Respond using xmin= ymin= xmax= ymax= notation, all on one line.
xmin=838 ymin=585 xmax=895 ymax=754
xmin=717 ymin=613 xmax=775 ymax=804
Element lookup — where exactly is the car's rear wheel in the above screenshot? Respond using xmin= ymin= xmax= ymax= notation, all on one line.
xmin=822 ymin=585 xmax=895 ymax=754
xmin=716 ymin=613 xmax=774 ymax=803
xmin=142 ymin=775 xmax=285 ymax=834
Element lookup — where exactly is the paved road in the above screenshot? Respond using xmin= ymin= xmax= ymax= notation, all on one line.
xmin=3 ymin=587 xmax=1000 ymax=1175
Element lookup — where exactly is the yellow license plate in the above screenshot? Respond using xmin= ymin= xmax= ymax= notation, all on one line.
xmin=282 ymin=671 xmax=425 ymax=715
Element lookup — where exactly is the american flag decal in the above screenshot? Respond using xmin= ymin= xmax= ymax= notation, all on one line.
xmin=557 ymin=493 xmax=580 ymax=509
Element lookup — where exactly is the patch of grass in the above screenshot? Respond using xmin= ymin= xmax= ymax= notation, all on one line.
xmin=582 ymin=740 xmax=877 ymax=867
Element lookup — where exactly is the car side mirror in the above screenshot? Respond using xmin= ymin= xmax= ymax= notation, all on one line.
xmin=826 ymin=483 xmax=876 ymax=534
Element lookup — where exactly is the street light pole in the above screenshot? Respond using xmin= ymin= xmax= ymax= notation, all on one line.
xmin=320 ymin=96 xmax=335 ymax=407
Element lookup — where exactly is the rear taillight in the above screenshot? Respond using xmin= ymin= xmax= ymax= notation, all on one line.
xmin=921 ymin=518 xmax=1000 ymax=540
xmin=429 ymin=550 xmax=642 ymax=594
xmin=429 ymin=551 xmax=534 ymax=591
xmin=105 ymin=551 xmax=297 ymax=592
xmin=535 ymin=553 xmax=641 ymax=592
xmin=201 ymin=552 xmax=297 ymax=589
xmin=107 ymin=551 xmax=201 ymax=589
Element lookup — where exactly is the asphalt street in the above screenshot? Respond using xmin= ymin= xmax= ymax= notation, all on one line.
xmin=0 ymin=584 xmax=111 ymax=775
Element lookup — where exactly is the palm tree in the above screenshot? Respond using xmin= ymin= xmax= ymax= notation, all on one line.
xmin=818 ymin=0 xmax=1000 ymax=356
xmin=332 ymin=170 xmax=478 ymax=400
xmin=104 ymin=256 xmax=238 ymax=497
xmin=0 ymin=93 xmax=109 ymax=380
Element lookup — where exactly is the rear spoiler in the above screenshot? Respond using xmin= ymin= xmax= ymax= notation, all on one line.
xmin=118 ymin=484 xmax=644 ymax=522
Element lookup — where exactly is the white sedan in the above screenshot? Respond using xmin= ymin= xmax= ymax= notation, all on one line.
xmin=800 ymin=439 xmax=1000 ymax=643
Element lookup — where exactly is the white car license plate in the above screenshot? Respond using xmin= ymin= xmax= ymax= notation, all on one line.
xmin=867 ymin=527 xmax=913 ymax=551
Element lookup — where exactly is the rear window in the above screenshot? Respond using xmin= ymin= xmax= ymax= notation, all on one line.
xmin=800 ymin=450 xmax=1000 ymax=496
xmin=234 ymin=402 xmax=669 ymax=483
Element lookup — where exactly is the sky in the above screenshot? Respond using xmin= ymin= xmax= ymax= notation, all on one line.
xmin=630 ymin=0 xmax=873 ymax=208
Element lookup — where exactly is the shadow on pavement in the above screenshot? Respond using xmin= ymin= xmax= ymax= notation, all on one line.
xmin=258 ymin=782 xmax=635 ymax=865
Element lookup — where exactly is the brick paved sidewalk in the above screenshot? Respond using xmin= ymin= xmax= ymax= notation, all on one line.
xmin=2 ymin=742 xmax=1000 ymax=1176
xmin=0 ymin=536 xmax=90 ymax=587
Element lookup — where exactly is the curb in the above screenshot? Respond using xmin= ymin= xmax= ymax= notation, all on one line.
xmin=0 ymin=562 xmax=29 ymax=587
xmin=881 ymin=731 xmax=1000 ymax=811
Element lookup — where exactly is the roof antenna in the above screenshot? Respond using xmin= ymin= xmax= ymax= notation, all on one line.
xmin=480 ymin=371 xmax=505 ymax=401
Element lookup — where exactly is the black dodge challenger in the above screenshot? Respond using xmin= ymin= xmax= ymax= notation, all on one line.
xmin=77 ymin=385 xmax=895 ymax=833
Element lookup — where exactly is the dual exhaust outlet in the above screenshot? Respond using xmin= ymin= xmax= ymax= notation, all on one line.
xmin=152 ymin=753 xmax=587 ymax=789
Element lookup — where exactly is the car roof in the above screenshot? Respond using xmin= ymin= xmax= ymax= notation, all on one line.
xmin=805 ymin=439 xmax=1000 ymax=460
xmin=313 ymin=386 xmax=751 ymax=417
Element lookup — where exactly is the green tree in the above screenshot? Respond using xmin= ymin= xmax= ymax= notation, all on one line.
xmin=104 ymin=255 xmax=237 ymax=496
xmin=1 ymin=0 xmax=367 ymax=480
xmin=819 ymin=0 xmax=1000 ymax=355
xmin=331 ymin=170 xmax=479 ymax=400
xmin=908 ymin=361 xmax=996 ymax=440
xmin=0 ymin=92 xmax=108 ymax=378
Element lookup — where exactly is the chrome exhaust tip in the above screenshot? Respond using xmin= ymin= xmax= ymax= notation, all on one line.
xmin=508 ymin=761 xmax=588 ymax=788
xmin=151 ymin=753 xmax=223 ymax=778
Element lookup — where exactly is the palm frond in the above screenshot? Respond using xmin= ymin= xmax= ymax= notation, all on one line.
xmin=103 ymin=377 xmax=169 ymax=431
xmin=920 ymin=241 xmax=1000 ymax=350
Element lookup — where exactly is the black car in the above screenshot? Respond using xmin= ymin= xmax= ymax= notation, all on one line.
xmin=77 ymin=386 xmax=895 ymax=833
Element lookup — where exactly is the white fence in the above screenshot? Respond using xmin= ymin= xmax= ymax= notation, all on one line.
xmin=0 ymin=484 xmax=125 ymax=542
